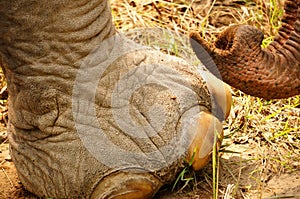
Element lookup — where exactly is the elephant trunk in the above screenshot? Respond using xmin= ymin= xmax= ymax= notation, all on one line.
xmin=190 ymin=0 xmax=300 ymax=99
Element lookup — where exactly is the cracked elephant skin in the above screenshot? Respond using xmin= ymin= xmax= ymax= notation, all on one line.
xmin=0 ymin=0 xmax=232 ymax=198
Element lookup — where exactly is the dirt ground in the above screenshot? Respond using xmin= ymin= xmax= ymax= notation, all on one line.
xmin=1 ymin=0 xmax=300 ymax=198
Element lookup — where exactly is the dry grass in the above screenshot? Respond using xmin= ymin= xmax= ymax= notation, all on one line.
xmin=110 ymin=0 xmax=300 ymax=198
xmin=111 ymin=0 xmax=284 ymax=41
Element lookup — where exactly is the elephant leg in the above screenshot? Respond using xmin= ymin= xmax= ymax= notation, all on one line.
xmin=91 ymin=172 xmax=162 ymax=199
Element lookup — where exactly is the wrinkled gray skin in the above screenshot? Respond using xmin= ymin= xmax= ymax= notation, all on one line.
xmin=0 ymin=0 xmax=231 ymax=198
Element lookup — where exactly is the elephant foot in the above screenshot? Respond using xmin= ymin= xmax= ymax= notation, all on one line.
xmin=187 ymin=111 xmax=224 ymax=171
xmin=91 ymin=171 xmax=162 ymax=199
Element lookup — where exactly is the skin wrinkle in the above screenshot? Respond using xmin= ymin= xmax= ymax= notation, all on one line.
xmin=55 ymin=0 xmax=105 ymax=33
xmin=28 ymin=149 xmax=58 ymax=197
xmin=278 ymin=46 xmax=296 ymax=68
xmin=14 ymin=89 xmax=59 ymax=130
xmin=148 ymin=123 xmax=168 ymax=149
xmin=290 ymin=35 xmax=300 ymax=52
xmin=289 ymin=30 xmax=300 ymax=51
xmin=74 ymin=152 xmax=82 ymax=197
xmin=271 ymin=1 xmax=298 ymax=45
xmin=135 ymin=96 xmax=178 ymax=159
xmin=103 ymin=97 xmax=170 ymax=155
xmin=6 ymin=46 xmax=35 ymax=67
xmin=52 ymin=7 xmax=111 ymax=42
xmin=145 ymin=117 xmax=175 ymax=148
xmin=16 ymin=128 xmax=73 ymax=143
xmin=52 ymin=95 xmax=60 ymax=128
xmin=9 ymin=41 xmax=47 ymax=64
xmin=137 ymin=107 xmax=164 ymax=138
xmin=17 ymin=76 xmax=75 ymax=92
xmin=24 ymin=94 xmax=60 ymax=132
xmin=10 ymin=139 xmax=51 ymax=195
xmin=18 ymin=169 xmax=48 ymax=196
xmin=139 ymin=130 xmax=170 ymax=167
xmin=1 ymin=0 xmax=115 ymax=72
xmin=110 ymin=107 xmax=170 ymax=159
xmin=66 ymin=0 xmax=94 ymax=10
xmin=106 ymin=118 xmax=146 ymax=154
xmin=17 ymin=136 xmax=85 ymax=197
